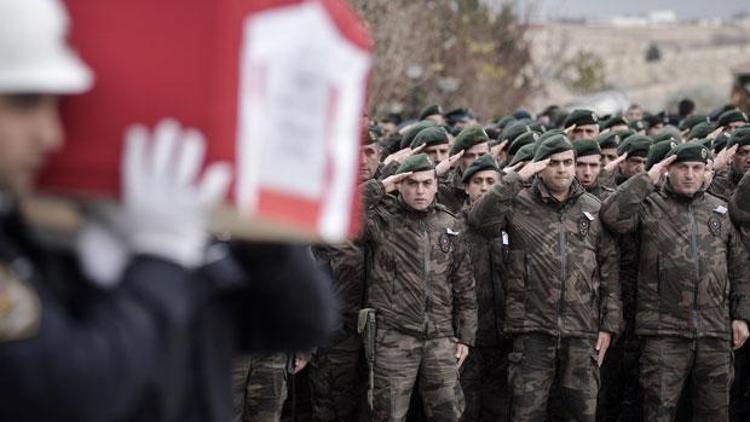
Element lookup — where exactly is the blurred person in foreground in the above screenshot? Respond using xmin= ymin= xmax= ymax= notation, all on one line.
xmin=0 ymin=0 xmax=334 ymax=420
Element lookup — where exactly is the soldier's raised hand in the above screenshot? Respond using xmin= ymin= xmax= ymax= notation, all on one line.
xmin=436 ymin=150 xmax=464 ymax=177
xmin=603 ymin=152 xmax=628 ymax=174
xmin=712 ymin=144 xmax=738 ymax=173
xmin=647 ymin=155 xmax=677 ymax=186
xmin=490 ymin=140 xmax=509 ymax=162
xmin=708 ymin=126 xmax=724 ymax=140
xmin=517 ymin=158 xmax=550 ymax=181
xmin=383 ymin=143 xmax=426 ymax=166
xmin=733 ymin=320 xmax=749 ymax=350
xmin=381 ymin=172 xmax=413 ymax=193
xmin=564 ymin=124 xmax=577 ymax=137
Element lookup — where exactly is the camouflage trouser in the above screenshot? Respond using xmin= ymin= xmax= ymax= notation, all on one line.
xmin=596 ymin=324 xmax=642 ymax=422
xmin=640 ymin=336 xmax=733 ymax=422
xmin=460 ymin=341 xmax=512 ymax=422
xmin=307 ymin=329 xmax=365 ymax=421
xmin=373 ymin=328 xmax=464 ymax=422
xmin=508 ymin=333 xmax=599 ymax=422
xmin=233 ymin=353 xmax=289 ymax=422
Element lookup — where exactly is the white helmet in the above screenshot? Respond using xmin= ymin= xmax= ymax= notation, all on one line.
xmin=0 ymin=0 xmax=93 ymax=94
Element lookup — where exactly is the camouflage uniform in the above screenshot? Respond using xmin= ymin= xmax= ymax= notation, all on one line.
xmin=468 ymin=172 xmax=622 ymax=422
xmin=600 ymin=173 xmax=750 ymax=422
xmin=597 ymin=175 xmax=643 ymax=422
xmin=438 ymin=169 xmax=470 ymax=214
xmin=585 ymin=180 xmax=615 ymax=202
xmin=709 ymin=166 xmax=744 ymax=202
xmin=308 ymin=243 xmax=367 ymax=421
xmin=360 ymin=179 xmax=477 ymax=422
xmin=457 ymin=208 xmax=511 ymax=422
xmin=233 ymin=353 xmax=290 ymax=422
xmin=729 ymin=170 xmax=750 ymax=422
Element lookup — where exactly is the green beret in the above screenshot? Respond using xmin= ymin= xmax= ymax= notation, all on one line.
xmin=418 ymin=104 xmax=442 ymax=120
xmin=400 ymin=120 xmax=437 ymax=149
xmin=689 ymin=122 xmax=717 ymax=140
xmin=728 ymin=127 xmax=750 ymax=148
xmin=690 ymin=137 xmax=713 ymax=150
xmin=601 ymin=115 xmax=627 ymax=130
xmin=653 ymin=126 xmax=682 ymax=143
xmin=667 ymin=142 xmax=709 ymax=164
xmin=717 ymin=109 xmax=748 ymax=127
xmin=461 ymin=154 xmax=500 ymax=184
xmin=500 ymin=120 xmax=532 ymax=143
xmin=495 ymin=115 xmax=517 ymax=130
xmin=646 ymin=140 xmax=679 ymax=170
xmin=533 ymin=134 xmax=573 ymax=162
xmin=410 ymin=127 xmax=449 ymax=149
xmin=617 ymin=134 xmax=653 ymax=158
xmin=509 ymin=131 xmax=540 ymax=156
xmin=508 ymin=143 xmax=537 ymax=167
xmin=678 ymin=114 xmax=708 ymax=131
xmin=614 ymin=129 xmax=636 ymax=141
xmin=396 ymin=153 xmax=434 ymax=174
xmin=714 ymin=133 xmax=730 ymax=153
xmin=596 ymin=131 xmax=621 ymax=150
xmin=563 ymin=109 xmax=598 ymax=129
xmin=629 ymin=120 xmax=646 ymax=132
xmin=573 ymin=139 xmax=601 ymax=158
xmin=450 ymin=125 xmax=490 ymax=156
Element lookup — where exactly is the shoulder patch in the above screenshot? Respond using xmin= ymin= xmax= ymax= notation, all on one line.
xmin=446 ymin=228 xmax=460 ymax=236
xmin=0 ymin=263 xmax=41 ymax=342
xmin=583 ymin=211 xmax=595 ymax=221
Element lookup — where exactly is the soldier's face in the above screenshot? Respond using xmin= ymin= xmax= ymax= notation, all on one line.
xmin=540 ymin=150 xmax=576 ymax=193
xmin=424 ymin=144 xmax=449 ymax=165
xmin=360 ymin=144 xmax=381 ymax=181
xmin=668 ymin=161 xmax=706 ymax=196
xmin=726 ymin=121 xmax=745 ymax=134
xmin=0 ymin=94 xmax=64 ymax=196
xmin=600 ymin=148 xmax=618 ymax=166
xmin=576 ymin=154 xmax=602 ymax=188
xmin=625 ymin=107 xmax=643 ymax=121
xmin=460 ymin=142 xmax=489 ymax=171
xmin=464 ymin=170 xmax=498 ymax=205
xmin=570 ymin=124 xmax=599 ymax=141
xmin=733 ymin=145 xmax=750 ymax=173
xmin=399 ymin=170 xmax=437 ymax=210
xmin=620 ymin=156 xmax=647 ymax=178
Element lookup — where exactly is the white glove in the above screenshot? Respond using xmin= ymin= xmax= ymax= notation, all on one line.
xmin=122 ymin=119 xmax=232 ymax=268
xmin=76 ymin=205 xmax=129 ymax=288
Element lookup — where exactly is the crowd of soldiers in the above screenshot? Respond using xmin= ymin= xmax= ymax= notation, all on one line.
xmin=234 ymin=102 xmax=750 ymax=422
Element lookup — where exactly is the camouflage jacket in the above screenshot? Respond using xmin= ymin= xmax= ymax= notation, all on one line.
xmin=709 ymin=166 xmax=743 ymax=201
xmin=585 ymin=179 xmax=615 ymax=201
xmin=438 ymin=168 xmax=468 ymax=213
xmin=359 ymin=180 xmax=478 ymax=345
xmin=312 ymin=242 xmax=366 ymax=332
xmin=468 ymin=172 xmax=622 ymax=340
xmin=457 ymin=208 xmax=505 ymax=347
xmin=729 ymin=171 xmax=750 ymax=252
xmin=600 ymin=173 xmax=750 ymax=339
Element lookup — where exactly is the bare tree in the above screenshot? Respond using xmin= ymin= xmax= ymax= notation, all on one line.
xmin=349 ymin=0 xmax=539 ymax=120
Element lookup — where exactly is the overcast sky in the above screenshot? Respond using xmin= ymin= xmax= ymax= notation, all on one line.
xmin=515 ymin=0 xmax=750 ymax=20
